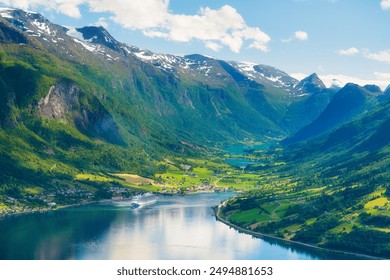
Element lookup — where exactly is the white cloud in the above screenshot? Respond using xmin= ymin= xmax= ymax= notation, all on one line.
xmin=381 ymin=0 xmax=390 ymax=10
xmin=282 ymin=30 xmax=309 ymax=43
xmin=94 ymin=17 xmax=108 ymax=28
xmin=290 ymin=72 xmax=308 ymax=81
xmin=0 ymin=0 xmax=271 ymax=53
xmin=143 ymin=4 xmax=271 ymax=53
xmin=89 ymin=0 xmax=169 ymax=30
xmin=205 ymin=41 xmax=222 ymax=52
xmin=337 ymin=47 xmax=359 ymax=56
xmin=0 ymin=0 xmax=85 ymax=18
xmin=365 ymin=49 xmax=390 ymax=63
xmin=294 ymin=31 xmax=308 ymax=41
xmin=374 ymin=71 xmax=390 ymax=80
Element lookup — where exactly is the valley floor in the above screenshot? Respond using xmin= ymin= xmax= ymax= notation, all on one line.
xmin=1 ymin=145 xmax=389 ymax=259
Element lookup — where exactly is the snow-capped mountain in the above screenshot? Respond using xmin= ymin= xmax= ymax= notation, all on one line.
xmin=0 ymin=7 xmax=333 ymax=96
xmin=2 ymin=6 xmax=386 ymax=139
xmin=0 ymin=7 xmax=67 ymax=42
xmin=295 ymin=73 xmax=326 ymax=94
xmin=228 ymin=61 xmax=299 ymax=92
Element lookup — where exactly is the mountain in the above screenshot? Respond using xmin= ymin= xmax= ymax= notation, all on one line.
xmin=1 ymin=7 xmax=316 ymax=195
xmin=295 ymin=73 xmax=326 ymax=94
xmin=0 ymin=7 xmax=342 ymax=142
xmin=385 ymin=85 xmax=390 ymax=95
xmin=221 ymin=98 xmax=390 ymax=258
xmin=378 ymin=85 xmax=390 ymax=102
xmin=228 ymin=61 xmax=299 ymax=93
xmin=363 ymin=84 xmax=382 ymax=95
xmin=286 ymin=83 xmax=380 ymax=143
xmin=1 ymin=7 xmax=389 ymax=258
xmin=0 ymin=8 xmax=287 ymax=143
xmin=73 ymin=26 xmax=125 ymax=54
xmin=289 ymin=98 xmax=390 ymax=158
xmin=0 ymin=7 xmax=384 ymax=172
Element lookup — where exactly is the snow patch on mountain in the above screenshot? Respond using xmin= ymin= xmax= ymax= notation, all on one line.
xmin=0 ymin=7 xmax=14 ymax=18
xmin=72 ymin=38 xmax=96 ymax=52
xmin=31 ymin=19 xmax=55 ymax=36
xmin=66 ymin=27 xmax=84 ymax=41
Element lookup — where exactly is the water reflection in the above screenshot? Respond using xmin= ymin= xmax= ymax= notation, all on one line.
xmin=0 ymin=193 xmax=361 ymax=260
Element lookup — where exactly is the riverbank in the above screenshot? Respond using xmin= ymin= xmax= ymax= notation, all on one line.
xmin=0 ymin=198 xmax=114 ymax=219
xmin=213 ymin=202 xmax=385 ymax=260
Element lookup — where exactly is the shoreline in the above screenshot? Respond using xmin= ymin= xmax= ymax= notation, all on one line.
xmin=2 ymin=192 xmax=387 ymax=260
xmin=0 ymin=189 xmax=224 ymax=219
xmin=213 ymin=203 xmax=386 ymax=260
xmin=0 ymin=199 xmax=114 ymax=219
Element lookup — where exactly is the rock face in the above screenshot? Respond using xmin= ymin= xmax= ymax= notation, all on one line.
xmin=286 ymin=83 xmax=376 ymax=143
xmin=0 ymin=20 xmax=29 ymax=44
xmin=38 ymin=82 xmax=80 ymax=121
xmin=38 ymin=81 xmax=124 ymax=145
xmin=296 ymin=73 xmax=326 ymax=94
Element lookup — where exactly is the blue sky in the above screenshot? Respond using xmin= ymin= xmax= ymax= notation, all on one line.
xmin=1 ymin=0 xmax=389 ymax=88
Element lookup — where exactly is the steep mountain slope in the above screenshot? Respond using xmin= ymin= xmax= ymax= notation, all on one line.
xmin=287 ymin=83 xmax=380 ymax=143
xmin=385 ymin=85 xmax=390 ymax=95
xmin=228 ymin=61 xmax=299 ymax=93
xmin=0 ymin=7 xmax=345 ymax=153
xmin=0 ymin=8 xmax=286 ymax=145
xmin=0 ymin=7 xmax=295 ymax=202
xmin=295 ymin=73 xmax=326 ymax=94
xmin=221 ymin=99 xmax=390 ymax=258
xmin=1 ymin=7 xmax=387 ymax=222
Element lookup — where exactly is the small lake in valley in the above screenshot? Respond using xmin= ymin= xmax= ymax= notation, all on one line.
xmin=224 ymin=144 xmax=269 ymax=168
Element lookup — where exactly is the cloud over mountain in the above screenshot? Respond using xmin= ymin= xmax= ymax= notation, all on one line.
xmin=0 ymin=0 xmax=271 ymax=53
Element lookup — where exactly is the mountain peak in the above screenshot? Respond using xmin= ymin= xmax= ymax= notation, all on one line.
xmin=363 ymin=84 xmax=382 ymax=96
xmin=384 ymin=85 xmax=390 ymax=95
xmin=342 ymin=83 xmax=363 ymax=92
xmin=184 ymin=54 xmax=215 ymax=61
xmin=308 ymin=72 xmax=319 ymax=79
xmin=75 ymin=26 xmax=122 ymax=52
xmin=338 ymin=83 xmax=380 ymax=100
xmin=0 ymin=7 xmax=68 ymax=42
xmin=296 ymin=73 xmax=326 ymax=94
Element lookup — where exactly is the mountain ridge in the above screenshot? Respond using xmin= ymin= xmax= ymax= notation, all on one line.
xmin=0 ymin=8 xmax=388 ymax=220
xmin=285 ymin=83 xmax=382 ymax=143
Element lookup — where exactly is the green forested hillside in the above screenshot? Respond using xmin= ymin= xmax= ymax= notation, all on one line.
xmin=0 ymin=14 xmax=285 ymax=213
xmin=0 ymin=8 xmax=389 ymax=258
xmin=221 ymin=100 xmax=390 ymax=258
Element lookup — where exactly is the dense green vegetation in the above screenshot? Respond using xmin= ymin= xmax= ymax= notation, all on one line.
xmin=0 ymin=11 xmax=389 ymax=259
xmin=220 ymin=101 xmax=390 ymax=258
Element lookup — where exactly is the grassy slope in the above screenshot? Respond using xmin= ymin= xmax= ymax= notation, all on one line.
xmin=221 ymin=101 xmax=390 ymax=258
xmin=1 ymin=17 xmax=388 ymax=259
xmin=0 ymin=38 xmax=284 ymax=213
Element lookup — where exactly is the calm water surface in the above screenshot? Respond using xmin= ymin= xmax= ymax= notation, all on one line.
xmin=225 ymin=158 xmax=259 ymax=168
xmin=0 ymin=192 xmax=359 ymax=260
xmin=224 ymin=144 xmax=268 ymax=168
